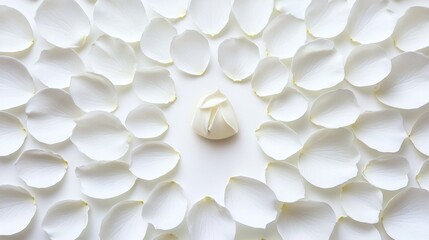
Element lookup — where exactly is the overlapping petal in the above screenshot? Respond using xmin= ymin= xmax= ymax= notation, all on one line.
xmin=392 ymin=6 xmax=429 ymax=51
xmin=362 ymin=155 xmax=409 ymax=191
xmin=251 ymin=57 xmax=289 ymax=97
xmin=410 ymin=111 xmax=429 ymax=156
xmin=274 ymin=0 xmax=310 ymax=19
xmin=232 ymin=0 xmax=273 ymax=36
xmin=132 ymin=68 xmax=176 ymax=105
xmin=417 ymin=160 xmax=429 ymax=191
xmin=330 ymin=217 xmax=381 ymax=240
xmin=0 ymin=112 xmax=26 ymax=156
xmin=265 ymin=162 xmax=305 ymax=203
xmin=146 ymin=0 xmax=189 ymax=19
xmin=267 ymin=88 xmax=308 ymax=122
xmin=189 ymin=0 xmax=232 ymax=36
xmin=0 ymin=6 xmax=33 ymax=52
xmin=305 ymin=0 xmax=349 ymax=38
xmin=125 ymin=104 xmax=169 ymax=139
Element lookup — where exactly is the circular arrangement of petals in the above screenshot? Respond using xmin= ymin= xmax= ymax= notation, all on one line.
xmin=125 ymin=104 xmax=169 ymax=139
xmin=392 ymin=6 xmax=429 ymax=51
xmin=298 ymin=128 xmax=359 ymax=188
xmin=35 ymin=0 xmax=90 ymax=48
xmin=94 ymin=0 xmax=148 ymax=42
xmin=0 ymin=185 xmax=36 ymax=235
xmin=232 ymin=0 xmax=273 ymax=36
xmin=255 ymin=121 xmax=302 ymax=161
xmin=417 ymin=160 xmax=429 ymax=190
xmin=71 ymin=111 xmax=131 ymax=161
xmin=362 ymin=155 xmax=409 ymax=191
xmin=310 ymin=89 xmax=360 ymax=128
xmin=146 ymin=0 xmax=189 ymax=19
xmin=330 ymin=217 xmax=381 ymax=240
xmin=352 ymin=110 xmax=407 ymax=153
xmin=265 ymin=162 xmax=305 ymax=203
xmin=0 ymin=112 xmax=26 ymax=156
xmin=42 ymin=200 xmax=89 ymax=240
xmin=267 ymin=88 xmax=308 ymax=122
xmin=275 ymin=0 xmax=311 ymax=19
xmin=132 ymin=68 xmax=176 ymax=105
xmin=224 ymin=176 xmax=277 ymax=228
xmin=305 ymin=0 xmax=349 ymax=38
xmin=410 ymin=111 xmax=429 ymax=156
xmin=382 ymin=188 xmax=429 ymax=240
xmin=0 ymin=6 xmax=33 ymax=53
xmin=26 ymin=88 xmax=82 ymax=144
xmin=141 ymin=181 xmax=187 ymax=230
xmin=170 ymin=30 xmax=210 ymax=75
xmin=76 ymin=161 xmax=137 ymax=199
xmin=99 ymin=200 xmax=147 ymax=240
xmin=189 ymin=0 xmax=232 ymax=36
xmin=15 ymin=149 xmax=67 ymax=189
xmin=292 ymin=39 xmax=344 ymax=91
xmin=187 ymin=197 xmax=236 ymax=240
xmin=251 ymin=57 xmax=289 ymax=97
xmin=344 ymin=44 xmax=391 ymax=87
xmin=0 ymin=56 xmax=35 ymax=110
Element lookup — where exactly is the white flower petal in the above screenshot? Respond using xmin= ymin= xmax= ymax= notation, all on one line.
xmin=417 ymin=160 xmax=429 ymax=191
xmin=292 ymin=39 xmax=344 ymax=91
xmin=133 ymin=68 xmax=176 ymax=105
xmin=382 ymin=188 xmax=429 ymax=240
xmin=277 ymin=201 xmax=336 ymax=240
xmin=88 ymin=35 xmax=137 ymax=86
xmin=94 ymin=0 xmax=147 ymax=42
xmin=310 ymin=89 xmax=360 ymax=128
xmin=410 ymin=112 xmax=429 ymax=156
xmin=345 ymin=44 xmax=391 ymax=87
xmin=305 ymin=0 xmax=349 ymax=38
xmin=99 ymin=200 xmax=147 ymax=240
xmin=298 ymin=128 xmax=359 ymax=188
xmin=15 ymin=149 xmax=67 ymax=189
xmin=352 ymin=110 xmax=407 ymax=153
xmin=142 ymin=181 xmax=187 ymax=230
xmin=189 ymin=0 xmax=232 ymax=36
xmin=347 ymin=0 xmax=396 ymax=44
xmin=232 ymin=0 xmax=273 ymax=36
xmin=33 ymin=48 xmax=85 ymax=89
xmin=153 ymin=234 xmax=179 ymax=240
xmin=362 ymin=155 xmax=409 ymax=191
xmin=0 ymin=185 xmax=36 ymax=235
xmin=71 ymin=111 xmax=131 ymax=161
xmin=0 ymin=6 xmax=33 ymax=52
xmin=0 ymin=56 xmax=35 ymax=110
xmin=130 ymin=142 xmax=180 ymax=180
xmin=275 ymin=0 xmax=310 ymax=19
xmin=267 ymin=88 xmax=308 ymax=122
xmin=265 ymin=162 xmax=305 ymax=203
xmin=146 ymin=0 xmax=188 ymax=19
xmin=341 ymin=182 xmax=382 ymax=224
xmin=262 ymin=14 xmax=307 ymax=59
xmin=76 ymin=161 xmax=136 ymax=199
xmin=330 ymin=217 xmax=381 ymax=240
xmin=42 ymin=200 xmax=89 ymax=240
xmin=392 ymin=6 xmax=429 ymax=51
xmin=218 ymin=37 xmax=260 ymax=81
xmin=255 ymin=121 xmax=302 ymax=161
xmin=140 ymin=18 xmax=177 ymax=64
xmin=70 ymin=73 xmax=118 ymax=112
xmin=225 ymin=176 xmax=277 ymax=228
xmin=187 ymin=197 xmax=236 ymax=240
xmin=251 ymin=57 xmax=289 ymax=97
xmin=0 ymin=112 xmax=26 ymax=156
xmin=35 ymin=0 xmax=90 ymax=48
xmin=26 ymin=89 xmax=82 ymax=144
xmin=125 ymin=104 xmax=169 ymax=139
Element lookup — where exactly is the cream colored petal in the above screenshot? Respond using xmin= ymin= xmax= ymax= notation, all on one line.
xmin=262 ymin=14 xmax=307 ymax=59
xmin=125 ymin=104 xmax=169 ymax=139
xmin=15 ymin=149 xmax=67 ymax=189
xmin=130 ymin=142 xmax=180 ymax=180
xmin=352 ymin=110 xmax=407 ymax=153
xmin=153 ymin=234 xmax=179 ymax=240
xmin=0 ymin=56 xmax=35 ymax=110
xmin=310 ymin=89 xmax=360 ymax=128
xmin=94 ymin=0 xmax=147 ymax=42
xmin=362 ymin=155 xmax=409 ymax=191
xmin=417 ymin=160 xmax=429 ymax=190
xmin=35 ymin=0 xmax=90 ymax=48
xmin=265 ymin=162 xmax=305 ymax=203
xmin=0 ymin=112 xmax=26 ymax=156
xmin=140 ymin=18 xmax=177 ymax=64
xmin=225 ymin=176 xmax=277 ymax=228
xmin=76 ymin=161 xmax=137 ymax=199
xmin=146 ymin=0 xmax=189 ymax=19
xmin=392 ymin=6 xmax=429 ymax=51
xmin=255 ymin=121 xmax=302 ymax=161
xmin=345 ymin=44 xmax=391 ymax=87
xmin=132 ymin=68 xmax=176 ymax=105
xmin=189 ymin=0 xmax=232 ymax=36
xmin=33 ymin=48 xmax=85 ymax=89
xmin=0 ymin=185 xmax=36 ymax=235
xmin=305 ymin=0 xmax=349 ymax=38
xmin=232 ymin=0 xmax=273 ymax=36
xmin=25 ymin=88 xmax=82 ymax=144
xmin=187 ymin=197 xmax=236 ymax=240
xmin=330 ymin=217 xmax=381 ymax=240
xmin=275 ymin=0 xmax=310 ymax=19
xmin=298 ymin=128 xmax=359 ymax=188
xmin=99 ymin=200 xmax=147 ymax=240
xmin=0 ymin=6 xmax=33 ymax=52
xmin=42 ymin=200 xmax=89 ymax=240
xmin=71 ymin=111 xmax=131 ymax=161
xmin=251 ymin=57 xmax=289 ymax=97
xmin=277 ymin=201 xmax=336 ymax=240
xmin=267 ymin=88 xmax=308 ymax=122
xmin=218 ymin=37 xmax=260 ymax=81
xmin=141 ymin=181 xmax=187 ymax=230
xmin=410 ymin=112 xmax=429 ymax=156
xmin=88 ymin=35 xmax=137 ymax=86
